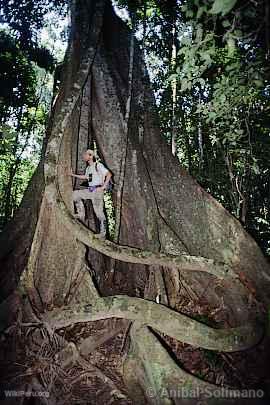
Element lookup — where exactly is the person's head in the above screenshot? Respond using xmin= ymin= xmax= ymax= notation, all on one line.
xmin=83 ymin=149 xmax=96 ymax=163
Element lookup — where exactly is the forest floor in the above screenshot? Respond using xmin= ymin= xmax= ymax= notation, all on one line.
xmin=0 ymin=273 xmax=270 ymax=404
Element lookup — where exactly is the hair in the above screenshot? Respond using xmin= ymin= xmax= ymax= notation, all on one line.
xmin=85 ymin=149 xmax=97 ymax=162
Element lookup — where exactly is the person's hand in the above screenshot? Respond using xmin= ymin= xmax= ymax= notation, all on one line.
xmin=69 ymin=168 xmax=74 ymax=177
xmin=96 ymin=185 xmax=105 ymax=192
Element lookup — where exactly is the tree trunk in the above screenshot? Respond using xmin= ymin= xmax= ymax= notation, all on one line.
xmin=1 ymin=0 xmax=270 ymax=403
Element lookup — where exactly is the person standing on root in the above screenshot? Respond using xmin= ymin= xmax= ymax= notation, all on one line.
xmin=70 ymin=149 xmax=112 ymax=238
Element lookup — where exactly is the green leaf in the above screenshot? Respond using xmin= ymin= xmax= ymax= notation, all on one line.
xmin=220 ymin=94 xmax=226 ymax=103
xmin=180 ymin=78 xmax=189 ymax=92
xmin=195 ymin=26 xmax=203 ymax=43
xmin=222 ymin=19 xmax=231 ymax=27
xmin=168 ymin=73 xmax=178 ymax=82
xmin=252 ymin=163 xmax=260 ymax=175
xmin=227 ymin=37 xmax=236 ymax=56
xmin=186 ymin=10 xmax=194 ymax=18
xmin=146 ymin=7 xmax=155 ymax=18
xmin=254 ymin=80 xmax=263 ymax=88
xmin=210 ymin=0 xmax=238 ymax=16
xmin=200 ymin=51 xmax=212 ymax=65
xmin=234 ymin=29 xmax=243 ymax=37
xmin=196 ymin=6 xmax=206 ymax=19
xmin=209 ymin=111 xmax=217 ymax=119
xmin=198 ymin=78 xmax=205 ymax=87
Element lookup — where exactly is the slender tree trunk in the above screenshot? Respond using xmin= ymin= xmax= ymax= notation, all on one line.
xmin=171 ymin=24 xmax=177 ymax=156
xmin=265 ymin=0 xmax=270 ymax=57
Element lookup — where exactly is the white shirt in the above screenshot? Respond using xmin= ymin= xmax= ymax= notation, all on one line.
xmin=85 ymin=162 xmax=109 ymax=187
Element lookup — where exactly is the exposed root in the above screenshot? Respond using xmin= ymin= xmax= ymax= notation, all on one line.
xmin=123 ymin=323 xmax=243 ymax=404
xmin=78 ymin=324 xmax=125 ymax=357
xmin=42 ymin=295 xmax=263 ymax=352
xmin=56 ymin=198 xmax=237 ymax=280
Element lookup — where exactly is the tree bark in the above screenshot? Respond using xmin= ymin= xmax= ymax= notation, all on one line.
xmin=0 ymin=0 xmax=270 ymax=403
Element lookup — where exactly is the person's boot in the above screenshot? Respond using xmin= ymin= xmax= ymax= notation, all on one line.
xmin=74 ymin=201 xmax=85 ymax=221
xmin=98 ymin=219 xmax=107 ymax=238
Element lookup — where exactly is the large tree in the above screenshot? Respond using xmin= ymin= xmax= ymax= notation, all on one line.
xmin=1 ymin=0 xmax=270 ymax=403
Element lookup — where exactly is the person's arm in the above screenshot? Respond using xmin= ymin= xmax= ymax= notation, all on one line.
xmin=96 ymin=164 xmax=112 ymax=191
xmin=102 ymin=171 xmax=112 ymax=190
xmin=69 ymin=169 xmax=88 ymax=180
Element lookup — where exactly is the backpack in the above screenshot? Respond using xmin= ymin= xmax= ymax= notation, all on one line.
xmin=95 ymin=162 xmax=113 ymax=192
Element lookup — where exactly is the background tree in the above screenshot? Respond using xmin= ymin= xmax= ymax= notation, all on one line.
xmin=0 ymin=0 xmax=67 ymax=227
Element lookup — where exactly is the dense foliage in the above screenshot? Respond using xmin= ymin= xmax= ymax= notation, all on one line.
xmin=0 ymin=0 xmax=67 ymax=227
